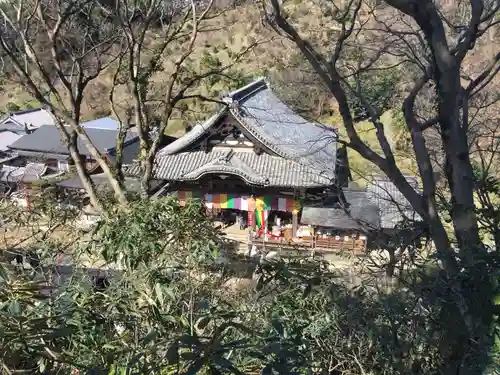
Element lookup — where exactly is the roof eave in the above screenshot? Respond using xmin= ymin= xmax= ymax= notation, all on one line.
xmin=158 ymin=108 xmax=228 ymax=156
xmin=1 ymin=117 xmax=23 ymax=128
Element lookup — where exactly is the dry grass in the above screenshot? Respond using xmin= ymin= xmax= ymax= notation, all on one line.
xmin=0 ymin=1 xmax=497 ymax=145
xmin=0 ymin=224 xmax=80 ymax=250
xmin=321 ymin=110 xmax=418 ymax=185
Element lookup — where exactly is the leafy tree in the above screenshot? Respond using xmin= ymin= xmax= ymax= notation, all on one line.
xmin=0 ymin=0 xmax=262 ymax=207
xmin=263 ymin=0 xmax=500 ymax=373
xmin=346 ymin=69 xmax=400 ymax=121
xmin=5 ymin=101 xmax=20 ymax=112
xmin=0 ymin=188 xmax=499 ymax=374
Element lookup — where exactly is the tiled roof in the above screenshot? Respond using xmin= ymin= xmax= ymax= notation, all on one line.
xmin=0 ymin=154 xmax=19 ymax=165
xmin=226 ymin=78 xmax=336 ymax=178
xmin=56 ymin=173 xmax=163 ymax=192
xmin=0 ymin=109 xmax=55 ymax=132
xmin=301 ymin=190 xmax=380 ymax=230
xmin=81 ymin=117 xmax=120 ymax=130
xmin=0 ymin=163 xmax=47 ymax=183
xmin=367 ymin=176 xmax=420 ymax=229
xmin=0 ymin=131 xmax=22 ymax=151
xmin=159 ymin=112 xmax=225 ymax=156
xmin=158 ymin=78 xmax=337 ymax=179
xmin=0 ymin=122 xmax=26 ymax=133
xmin=9 ymin=125 xmax=138 ymax=157
xmin=127 ymin=149 xmax=332 ymax=188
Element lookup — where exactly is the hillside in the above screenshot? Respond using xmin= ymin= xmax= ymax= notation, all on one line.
xmin=0 ymin=1 xmax=498 ymax=180
xmin=0 ymin=3 xmax=283 ymax=131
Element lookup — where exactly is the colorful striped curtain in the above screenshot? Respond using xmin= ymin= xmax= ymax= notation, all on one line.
xmin=219 ymin=193 xmax=228 ymax=209
xmin=255 ymin=210 xmax=269 ymax=229
xmin=248 ymin=196 xmax=256 ymax=211
xmin=255 ymin=196 xmax=274 ymax=210
xmin=225 ymin=194 xmax=242 ymax=209
xmin=177 ymin=192 xmax=301 ymax=212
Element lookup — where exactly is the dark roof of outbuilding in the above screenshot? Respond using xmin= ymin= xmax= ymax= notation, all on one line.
xmin=301 ymin=190 xmax=380 ymax=230
xmin=127 ymin=149 xmax=332 ymax=188
xmin=301 ymin=180 xmax=422 ymax=231
xmin=9 ymin=125 xmax=138 ymax=158
xmin=367 ymin=176 xmax=420 ymax=229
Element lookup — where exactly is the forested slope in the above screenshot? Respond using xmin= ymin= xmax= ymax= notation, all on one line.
xmin=0 ymin=0 xmax=497 ymax=178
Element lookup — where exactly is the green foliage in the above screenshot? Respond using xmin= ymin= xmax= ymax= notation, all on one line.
xmin=346 ymin=69 xmax=400 ymax=121
xmin=88 ymin=197 xmax=221 ymax=270
xmin=5 ymin=101 xmax=20 ymax=112
xmin=200 ymin=52 xmax=222 ymax=70
xmin=0 ymin=193 xmax=499 ymax=374
xmin=392 ymin=110 xmax=412 ymax=152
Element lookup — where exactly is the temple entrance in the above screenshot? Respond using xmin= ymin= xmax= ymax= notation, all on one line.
xmin=212 ymin=208 xmax=249 ymax=230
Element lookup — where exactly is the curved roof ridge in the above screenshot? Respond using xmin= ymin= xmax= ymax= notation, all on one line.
xmin=182 ymin=150 xmax=267 ymax=185
xmin=126 ymin=150 xmax=332 ymax=188
xmin=155 ymin=77 xmax=337 ymax=180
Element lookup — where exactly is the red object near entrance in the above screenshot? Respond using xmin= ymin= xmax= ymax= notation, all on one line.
xmin=247 ymin=210 xmax=255 ymax=229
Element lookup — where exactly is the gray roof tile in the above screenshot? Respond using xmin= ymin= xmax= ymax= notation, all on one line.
xmin=56 ymin=173 xmax=163 ymax=192
xmin=9 ymin=125 xmax=138 ymax=157
xmin=159 ymin=112 xmax=224 ymax=156
xmin=301 ymin=190 xmax=380 ymax=230
xmin=228 ymin=78 xmax=336 ymax=178
xmin=158 ymin=78 xmax=337 ymax=179
xmin=0 ymin=109 xmax=56 ymax=131
xmin=0 ymin=123 xmax=27 ymax=133
xmin=0 ymin=163 xmax=47 ymax=183
xmin=80 ymin=117 xmax=120 ymax=130
xmin=127 ymin=150 xmax=332 ymax=188
xmin=0 ymin=131 xmax=22 ymax=151
xmin=367 ymin=176 xmax=419 ymax=229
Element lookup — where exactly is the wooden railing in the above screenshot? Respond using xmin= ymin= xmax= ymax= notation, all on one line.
xmin=250 ymin=234 xmax=366 ymax=254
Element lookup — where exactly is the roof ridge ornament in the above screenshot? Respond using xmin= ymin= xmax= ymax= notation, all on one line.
xmin=228 ymin=99 xmax=242 ymax=116
xmin=224 ymin=77 xmax=267 ymax=101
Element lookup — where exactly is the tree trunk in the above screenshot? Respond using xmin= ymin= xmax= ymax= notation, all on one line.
xmin=66 ymin=138 xmax=103 ymax=212
xmin=140 ymin=158 xmax=154 ymax=199
xmin=72 ymin=125 xmax=128 ymax=207
xmin=113 ymin=126 xmax=128 ymax=186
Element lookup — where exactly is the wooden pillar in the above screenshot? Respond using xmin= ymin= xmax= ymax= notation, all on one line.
xmin=292 ymin=209 xmax=298 ymax=239
xmin=248 ymin=210 xmax=255 ymax=230
xmin=248 ymin=195 xmax=256 ymax=230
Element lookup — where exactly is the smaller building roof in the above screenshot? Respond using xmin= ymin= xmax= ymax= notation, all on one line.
xmin=80 ymin=117 xmax=120 ymax=130
xmin=0 ymin=163 xmax=47 ymax=183
xmin=301 ymin=179 xmax=422 ymax=231
xmin=0 ymin=154 xmax=19 ymax=165
xmin=301 ymin=190 xmax=380 ymax=230
xmin=0 ymin=131 xmax=22 ymax=151
xmin=8 ymin=125 xmax=138 ymax=158
xmin=367 ymin=176 xmax=419 ymax=229
xmin=0 ymin=108 xmax=56 ymax=132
